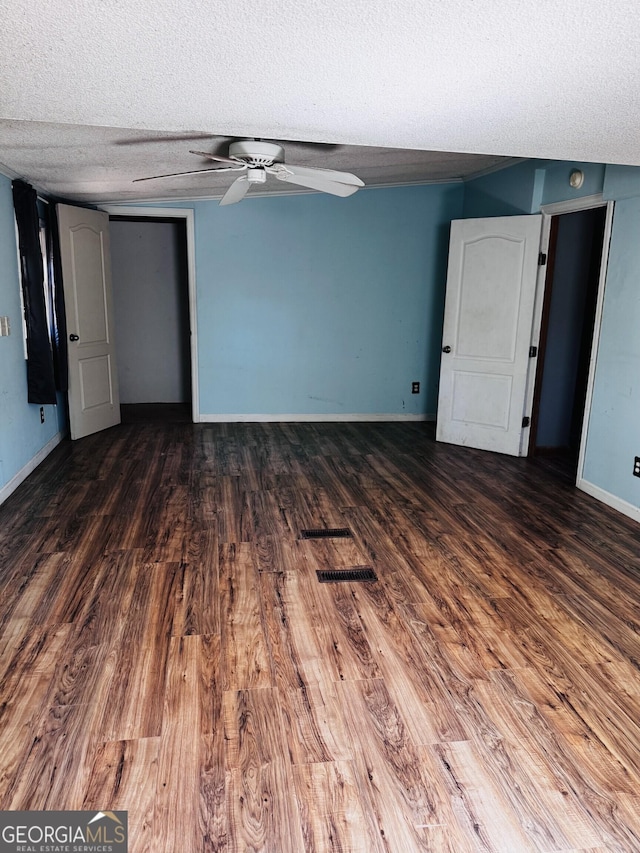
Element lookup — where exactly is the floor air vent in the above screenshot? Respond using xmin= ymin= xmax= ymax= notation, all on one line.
xmin=316 ymin=567 xmax=378 ymax=583
xmin=301 ymin=528 xmax=353 ymax=540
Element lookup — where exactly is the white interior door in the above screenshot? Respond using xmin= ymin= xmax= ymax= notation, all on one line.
xmin=436 ymin=215 xmax=542 ymax=456
xmin=57 ymin=204 xmax=121 ymax=440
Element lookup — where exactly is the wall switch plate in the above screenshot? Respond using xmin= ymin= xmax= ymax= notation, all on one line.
xmin=0 ymin=316 xmax=10 ymax=336
xmin=412 ymin=381 xmax=420 ymax=394
xmin=634 ymin=457 xmax=640 ymax=477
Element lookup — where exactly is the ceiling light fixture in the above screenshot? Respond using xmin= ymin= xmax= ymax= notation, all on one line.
xmin=569 ymin=169 xmax=584 ymax=189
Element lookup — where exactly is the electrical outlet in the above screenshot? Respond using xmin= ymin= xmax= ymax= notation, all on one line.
xmin=412 ymin=381 xmax=420 ymax=394
xmin=634 ymin=457 xmax=640 ymax=478
xmin=0 ymin=316 xmax=10 ymax=336
xmin=40 ymin=407 xmax=45 ymax=424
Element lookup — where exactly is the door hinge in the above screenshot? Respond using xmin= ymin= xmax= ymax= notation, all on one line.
xmin=522 ymin=416 xmax=531 ymax=428
xmin=538 ymin=252 xmax=547 ymax=266
xmin=529 ymin=346 xmax=537 ymax=357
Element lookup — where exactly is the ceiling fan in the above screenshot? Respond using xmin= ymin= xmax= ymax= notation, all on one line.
xmin=134 ymin=140 xmax=364 ymax=205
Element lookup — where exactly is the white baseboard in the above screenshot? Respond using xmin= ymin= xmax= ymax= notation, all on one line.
xmin=198 ymin=413 xmax=436 ymax=423
xmin=0 ymin=431 xmax=64 ymax=507
xmin=577 ymin=477 xmax=640 ymax=525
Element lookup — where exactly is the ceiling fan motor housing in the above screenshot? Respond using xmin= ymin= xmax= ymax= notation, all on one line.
xmin=229 ymin=140 xmax=285 ymax=167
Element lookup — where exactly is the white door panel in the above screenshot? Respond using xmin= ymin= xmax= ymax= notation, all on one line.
xmin=57 ymin=204 xmax=121 ymax=440
xmin=436 ymin=215 xmax=542 ymax=456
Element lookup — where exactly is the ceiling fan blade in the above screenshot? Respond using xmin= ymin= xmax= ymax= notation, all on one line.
xmin=272 ymin=169 xmax=360 ymax=197
xmin=133 ymin=166 xmax=240 ymax=183
xmin=189 ymin=149 xmax=242 ymax=166
xmin=279 ymin=163 xmax=364 ymax=187
xmin=220 ymin=176 xmax=251 ymax=205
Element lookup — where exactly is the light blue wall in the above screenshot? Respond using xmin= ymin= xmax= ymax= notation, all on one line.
xmin=582 ymin=195 xmax=640 ymax=506
xmin=463 ymin=159 xmax=605 ymax=218
xmin=540 ymin=162 xmax=606 ymax=207
xmin=463 ymin=161 xmax=541 ymax=218
xmin=603 ymin=164 xmax=640 ymax=201
xmin=0 ymin=174 xmax=63 ymax=496
xmin=155 ymin=184 xmax=463 ymax=416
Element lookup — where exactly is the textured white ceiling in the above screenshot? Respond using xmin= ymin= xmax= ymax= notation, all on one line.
xmin=1 ymin=0 xmax=639 ymax=202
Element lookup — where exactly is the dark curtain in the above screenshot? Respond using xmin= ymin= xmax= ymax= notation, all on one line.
xmin=12 ymin=179 xmax=57 ymax=404
xmin=47 ymin=203 xmax=69 ymax=392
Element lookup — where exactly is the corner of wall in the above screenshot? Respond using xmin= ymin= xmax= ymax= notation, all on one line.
xmin=578 ymin=477 xmax=640 ymax=525
xmin=0 ymin=430 xmax=64 ymax=507
xmin=462 ymin=159 xmax=607 ymax=220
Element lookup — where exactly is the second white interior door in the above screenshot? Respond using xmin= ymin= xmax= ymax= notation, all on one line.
xmin=436 ymin=214 xmax=542 ymax=456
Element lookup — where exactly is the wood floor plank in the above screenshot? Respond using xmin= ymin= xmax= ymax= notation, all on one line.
xmin=9 ymin=553 xmax=75 ymax=623
xmin=478 ymin=667 xmax=639 ymax=851
xmin=141 ymin=485 xmax=189 ymax=563
xmin=98 ymin=561 xmax=182 ymax=741
xmin=340 ymin=504 xmax=464 ymax=644
xmin=431 ymin=739 xmax=549 ymax=852
xmin=349 ymin=580 xmax=462 ymax=745
xmin=581 ymin=659 xmax=640 ymax=738
xmin=199 ymin=732 xmax=227 ymax=853
xmin=223 ymin=688 xmax=304 ymax=852
xmin=295 ymin=546 xmax=381 ymax=685
xmin=83 ymin=738 xmax=160 ymax=853
xmin=0 ymin=622 xmax=73 ymax=807
xmin=71 ymin=550 xmax=140 ymax=647
xmin=227 ymin=761 xmax=304 ymax=853
xmin=338 ymin=677 xmax=442 ymax=851
xmin=219 ymin=543 xmax=273 ymax=691
xmin=558 ymin=589 xmax=640 ymax=668
xmin=259 ymin=564 xmax=341 ymax=694
xmin=258 ymin=570 xmax=308 ymax=693
xmin=216 ymin=477 xmax=251 ymax=543
xmin=153 ymin=635 xmax=203 ymax=853
xmin=223 ymin=687 xmax=288 ymax=770
xmin=279 ymin=682 xmax=354 ymax=766
xmin=5 ymin=551 xmax=101 ymax=630
xmin=292 ymin=760 xmax=382 ymax=853
xmin=412 ymin=745 xmax=483 ymax=853
xmin=2 ymin=420 xmax=640 ymax=851
xmin=195 ymin=636 xmax=228 ymax=849
xmin=307 ymin=576 xmax=381 ymax=684
xmin=247 ymin=487 xmax=291 ymax=545
xmin=490 ymin=595 xmax=640 ymax=788
xmin=5 ymin=638 xmax=114 ymax=809
xmin=176 ymin=526 xmax=220 ymax=636
xmin=468 ymin=673 xmax=603 ymax=850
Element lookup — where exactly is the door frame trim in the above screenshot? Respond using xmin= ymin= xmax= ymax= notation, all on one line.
xmin=523 ymin=193 xmax=614 ymax=483
xmin=526 ymin=215 xmax=561 ymax=456
xmin=100 ymin=206 xmax=199 ymax=423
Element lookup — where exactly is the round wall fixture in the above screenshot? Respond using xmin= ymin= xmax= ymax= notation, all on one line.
xmin=569 ymin=169 xmax=584 ymax=189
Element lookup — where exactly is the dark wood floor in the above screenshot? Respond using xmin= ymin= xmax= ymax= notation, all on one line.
xmin=1 ymin=420 xmax=640 ymax=852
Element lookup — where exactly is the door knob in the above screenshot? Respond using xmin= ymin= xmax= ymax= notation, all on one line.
xmin=69 ymin=334 xmax=79 ymax=342
xmin=442 ymin=345 xmax=451 ymax=353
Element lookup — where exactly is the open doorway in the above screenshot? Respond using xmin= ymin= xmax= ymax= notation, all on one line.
xmin=109 ymin=215 xmax=192 ymax=423
xmin=528 ymin=205 xmax=607 ymax=477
